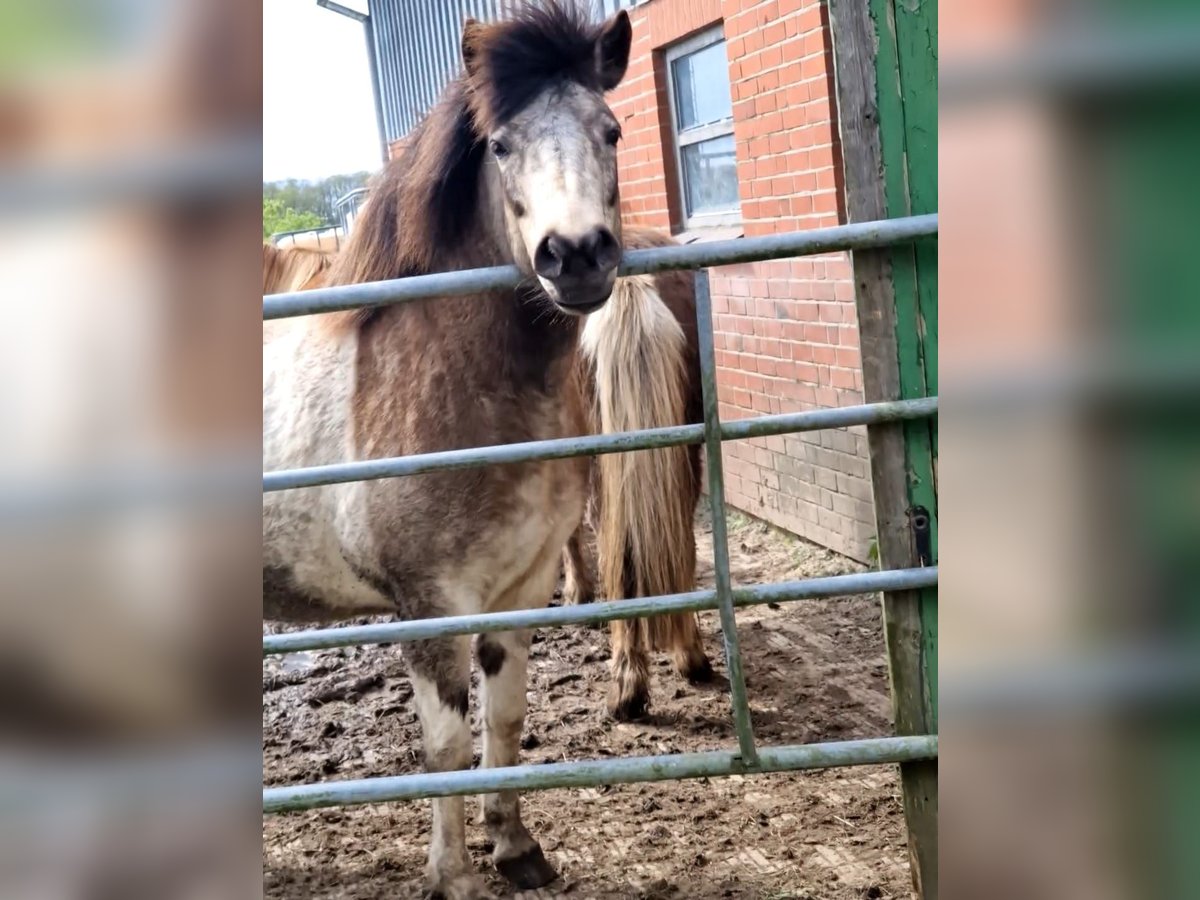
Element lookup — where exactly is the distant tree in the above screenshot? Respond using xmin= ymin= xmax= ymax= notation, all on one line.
xmin=263 ymin=171 xmax=372 ymax=227
xmin=263 ymin=196 xmax=323 ymax=239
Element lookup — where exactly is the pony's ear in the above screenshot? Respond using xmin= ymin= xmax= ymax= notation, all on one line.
xmin=461 ymin=18 xmax=485 ymax=78
xmin=594 ymin=10 xmax=632 ymax=91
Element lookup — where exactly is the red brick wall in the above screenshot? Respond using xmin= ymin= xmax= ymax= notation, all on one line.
xmin=608 ymin=0 xmax=874 ymax=561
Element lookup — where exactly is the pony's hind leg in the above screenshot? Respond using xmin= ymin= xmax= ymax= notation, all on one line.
xmin=560 ymin=527 xmax=595 ymax=605
xmin=607 ymin=618 xmax=651 ymax=720
xmin=475 ymin=630 xmax=559 ymax=890
xmin=664 ymin=612 xmax=714 ymax=684
xmin=406 ymin=635 xmax=491 ymax=900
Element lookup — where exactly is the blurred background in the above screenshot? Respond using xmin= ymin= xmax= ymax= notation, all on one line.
xmin=0 ymin=0 xmax=1197 ymax=897
xmin=941 ymin=1 xmax=1200 ymax=899
xmin=0 ymin=0 xmax=261 ymax=896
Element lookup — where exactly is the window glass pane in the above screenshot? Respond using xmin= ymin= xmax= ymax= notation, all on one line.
xmin=672 ymin=40 xmax=733 ymax=131
xmin=682 ymin=133 xmax=739 ymax=216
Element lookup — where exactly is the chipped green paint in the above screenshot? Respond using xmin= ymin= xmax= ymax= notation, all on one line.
xmin=870 ymin=0 xmax=939 ymax=726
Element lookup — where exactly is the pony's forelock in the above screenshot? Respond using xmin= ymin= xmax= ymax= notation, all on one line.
xmin=465 ymin=1 xmax=606 ymax=132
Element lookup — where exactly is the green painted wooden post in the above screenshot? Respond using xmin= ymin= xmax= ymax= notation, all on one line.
xmin=828 ymin=0 xmax=938 ymax=897
xmin=871 ymin=0 xmax=939 ymax=722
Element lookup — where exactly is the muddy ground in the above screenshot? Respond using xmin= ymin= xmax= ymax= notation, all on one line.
xmin=264 ymin=510 xmax=911 ymax=899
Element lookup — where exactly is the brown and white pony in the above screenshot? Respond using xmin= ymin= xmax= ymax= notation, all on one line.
xmin=265 ymin=233 xmax=714 ymax=722
xmin=265 ymin=5 xmax=636 ymax=896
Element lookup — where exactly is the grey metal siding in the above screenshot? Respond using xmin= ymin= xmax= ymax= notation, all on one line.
xmin=369 ymin=0 xmax=648 ymax=145
xmin=369 ymin=0 xmax=506 ymax=144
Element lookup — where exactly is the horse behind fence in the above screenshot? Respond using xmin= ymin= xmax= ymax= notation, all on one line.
xmin=264 ymin=240 xmax=713 ymax=730
xmin=264 ymin=6 xmax=653 ymax=895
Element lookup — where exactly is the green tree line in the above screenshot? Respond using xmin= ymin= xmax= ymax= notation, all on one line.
xmin=263 ymin=171 xmax=371 ymax=239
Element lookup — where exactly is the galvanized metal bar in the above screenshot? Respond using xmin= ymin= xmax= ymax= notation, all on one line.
xmin=361 ymin=15 xmax=390 ymax=165
xmin=3 ymin=460 xmax=249 ymax=525
xmin=0 ymin=398 xmax=936 ymax=520
xmin=263 ymin=396 xmax=938 ymax=492
xmin=263 ymin=214 xmax=938 ymax=319
xmin=693 ymin=270 xmax=758 ymax=766
xmin=1 ymin=741 xmax=257 ymax=814
xmin=941 ymin=26 xmax=1200 ymax=104
xmin=264 ymin=734 xmax=936 ymax=812
xmin=315 ymin=0 xmax=367 ymax=23
xmin=941 ymin=649 xmax=1200 ymax=717
xmin=1 ymin=136 xmax=261 ymax=217
xmin=264 ymin=566 xmax=937 ymax=655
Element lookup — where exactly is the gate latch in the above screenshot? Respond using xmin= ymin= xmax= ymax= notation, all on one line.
xmin=906 ymin=505 xmax=933 ymax=567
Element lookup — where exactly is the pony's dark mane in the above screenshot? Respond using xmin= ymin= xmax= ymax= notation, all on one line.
xmin=325 ymin=1 xmax=608 ymax=321
xmin=323 ymin=80 xmax=484 ymax=298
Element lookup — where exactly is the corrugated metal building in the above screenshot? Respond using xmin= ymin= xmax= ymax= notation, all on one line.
xmin=338 ymin=1 xmax=644 ymax=155
xmin=370 ymin=0 xmax=507 ymax=147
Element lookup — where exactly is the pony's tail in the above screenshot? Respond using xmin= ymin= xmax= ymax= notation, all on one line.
xmin=581 ymin=273 xmax=711 ymax=706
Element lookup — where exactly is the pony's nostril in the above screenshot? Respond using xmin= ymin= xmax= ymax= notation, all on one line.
xmin=534 ymin=234 xmax=565 ymax=279
xmin=584 ymin=226 xmax=620 ymax=270
xmin=536 ymin=230 xmax=618 ymax=281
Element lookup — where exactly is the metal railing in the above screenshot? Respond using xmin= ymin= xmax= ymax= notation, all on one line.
xmin=262 ymin=213 xmax=939 ymax=813
xmin=334 ymin=187 xmax=369 ymax=234
xmin=269 ymin=225 xmax=344 ymax=249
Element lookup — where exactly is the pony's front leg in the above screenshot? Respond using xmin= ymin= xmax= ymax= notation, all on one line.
xmin=407 ymin=635 xmax=491 ymax=900
xmin=475 ymin=630 xmax=559 ymax=890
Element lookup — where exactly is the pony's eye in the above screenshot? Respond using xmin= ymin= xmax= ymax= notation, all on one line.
xmin=605 ymin=126 xmax=621 ymax=147
xmin=488 ymin=139 xmax=510 ymax=159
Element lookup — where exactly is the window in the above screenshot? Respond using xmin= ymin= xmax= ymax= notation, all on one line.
xmin=596 ymin=0 xmax=650 ymax=13
xmin=665 ymin=28 xmax=739 ymax=229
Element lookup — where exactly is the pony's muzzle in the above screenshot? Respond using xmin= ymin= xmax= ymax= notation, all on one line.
xmin=534 ymin=227 xmax=621 ymax=313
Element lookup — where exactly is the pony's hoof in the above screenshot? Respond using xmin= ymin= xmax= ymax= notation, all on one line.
xmin=425 ymin=874 xmax=494 ymax=900
xmin=494 ymin=845 xmax=559 ymax=890
xmin=607 ymin=684 xmax=650 ymax=721
xmin=682 ymin=655 xmax=715 ymax=685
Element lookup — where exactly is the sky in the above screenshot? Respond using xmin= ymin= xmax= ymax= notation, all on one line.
xmin=262 ymin=0 xmax=383 ymax=182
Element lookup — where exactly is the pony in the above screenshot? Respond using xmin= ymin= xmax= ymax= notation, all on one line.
xmin=262 ymin=243 xmax=334 ymax=294
xmin=263 ymin=234 xmax=714 ymax=723
xmin=564 ymin=229 xmax=714 ymax=720
xmin=264 ymin=5 xmax=638 ymax=896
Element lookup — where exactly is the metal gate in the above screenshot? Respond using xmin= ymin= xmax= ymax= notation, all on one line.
xmin=262 ymin=213 xmax=938 ymax=814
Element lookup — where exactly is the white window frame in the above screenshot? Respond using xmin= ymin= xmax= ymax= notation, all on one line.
xmin=664 ymin=26 xmax=741 ymax=230
xmin=597 ymin=0 xmax=652 ymax=13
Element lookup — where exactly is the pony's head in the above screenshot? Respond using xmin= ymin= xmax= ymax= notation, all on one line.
xmin=462 ymin=3 xmax=632 ymax=314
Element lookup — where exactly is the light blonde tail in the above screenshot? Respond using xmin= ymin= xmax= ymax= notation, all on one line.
xmin=580 ymin=274 xmax=699 ymax=649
